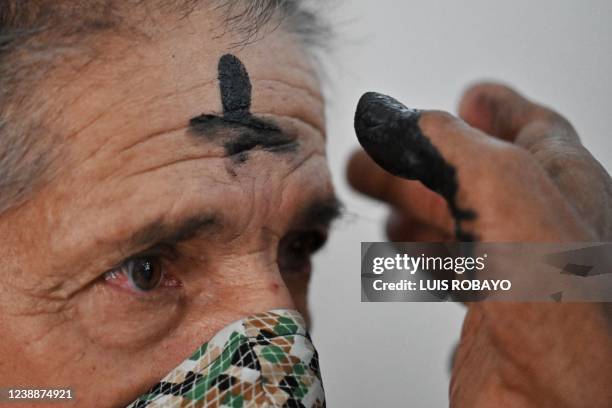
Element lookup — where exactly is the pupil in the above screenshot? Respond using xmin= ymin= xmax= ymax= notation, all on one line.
xmin=129 ymin=257 xmax=161 ymax=291
xmin=139 ymin=260 xmax=153 ymax=279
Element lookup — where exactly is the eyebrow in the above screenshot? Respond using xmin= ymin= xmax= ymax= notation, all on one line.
xmin=296 ymin=195 xmax=344 ymax=229
xmin=123 ymin=194 xmax=342 ymax=254
xmin=127 ymin=213 xmax=220 ymax=250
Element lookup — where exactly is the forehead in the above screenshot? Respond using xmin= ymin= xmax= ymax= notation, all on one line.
xmin=45 ymin=7 xmax=324 ymax=155
xmin=19 ymin=8 xmax=330 ymax=260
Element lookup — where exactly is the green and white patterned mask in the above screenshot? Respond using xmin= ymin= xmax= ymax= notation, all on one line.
xmin=127 ymin=310 xmax=325 ymax=407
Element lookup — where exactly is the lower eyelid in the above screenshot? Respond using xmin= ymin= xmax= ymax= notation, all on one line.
xmin=161 ymin=274 xmax=183 ymax=288
xmin=103 ymin=269 xmax=129 ymax=286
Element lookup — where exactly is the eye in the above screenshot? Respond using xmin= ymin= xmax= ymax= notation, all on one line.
xmin=278 ymin=230 xmax=327 ymax=273
xmin=127 ymin=257 xmax=162 ymax=291
xmin=288 ymin=231 xmax=325 ymax=257
xmin=104 ymin=255 xmax=178 ymax=293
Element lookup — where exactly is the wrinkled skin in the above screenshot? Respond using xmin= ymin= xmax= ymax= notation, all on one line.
xmin=0 ymin=7 xmax=334 ymax=407
xmin=348 ymin=83 xmax=612 ymax=407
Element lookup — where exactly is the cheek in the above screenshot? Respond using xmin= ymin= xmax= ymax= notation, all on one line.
xmin=64 ymin=258 xmax=295 ymax=402
xmin=0 ymin=306 xmax=81 ymax=385
xmin=75 ymin=244 xmax=296 ymax=350
xmin=76 ymin=282 xmax=185 ymax=348
xmin=184 ymin=252 xmax=295 ymax=313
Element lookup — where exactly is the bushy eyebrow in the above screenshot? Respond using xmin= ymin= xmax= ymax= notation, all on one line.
xmin=127 ymin=213 xmax=220 ymax=249
xmin=123 ymin=194 xmax=342 ymax=254
xmin=296 ymin=195 xmax=344 ymax=229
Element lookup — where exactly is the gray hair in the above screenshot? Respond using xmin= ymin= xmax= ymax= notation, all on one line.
xmin=0 ymin=0 xmax=331 ymax=214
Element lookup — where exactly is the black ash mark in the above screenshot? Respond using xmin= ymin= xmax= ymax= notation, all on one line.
xmin=354 ymin=92 xmax=477 ymax=241
xmin=189 ymin=54 xmax=298 ymax=162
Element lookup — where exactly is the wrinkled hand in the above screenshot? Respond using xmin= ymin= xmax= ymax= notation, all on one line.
xmin=347 ymin=83 xmax=612 ymax=407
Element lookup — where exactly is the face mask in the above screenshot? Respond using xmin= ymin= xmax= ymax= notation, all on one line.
xmin=127 ymin=309 xmax=325 ymax=408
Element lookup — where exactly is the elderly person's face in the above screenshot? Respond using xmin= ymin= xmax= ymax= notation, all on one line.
xmin=0 ymin=6 xmax=335 ymax=406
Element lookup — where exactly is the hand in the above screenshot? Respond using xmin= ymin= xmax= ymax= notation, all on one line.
xmin=347 ymin=82 xmax=612 ymax=406
xmin=348 ymin=84 xmax=612 ymax=242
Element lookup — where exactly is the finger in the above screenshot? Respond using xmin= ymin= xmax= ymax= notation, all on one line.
xmin=458 ymin=82 xmax=584 ymax=152
xmin=458 ymin=82 xmax=579 ymax=143
xmin=354 ymin=91 xmax=505 ymax=241
xmin=347 ymin=149 xmax=454 ymax=234
xmin=386 ymin=210 xmax=454 ymax=242
xmin=459 ymin=82 xmax=612 ymax=238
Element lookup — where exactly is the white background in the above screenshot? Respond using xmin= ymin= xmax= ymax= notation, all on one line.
xmin=308 ymin=1 xmax=612 ymax=406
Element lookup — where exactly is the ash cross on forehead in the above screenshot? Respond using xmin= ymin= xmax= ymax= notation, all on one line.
xmin=189 ymin=54 xmax=298 ymax=161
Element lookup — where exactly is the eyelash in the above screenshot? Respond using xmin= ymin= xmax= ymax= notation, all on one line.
xmin=103 ymin=230 xmax=328 ymax=294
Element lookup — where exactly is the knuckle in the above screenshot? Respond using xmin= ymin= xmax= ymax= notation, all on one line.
xmin=515 ymin=121 xmax=556 ymax=152
xmin=536 ymin=151 xmax=567 ymax=177
xmin=533 ymin=144 xmax=591 ymax=181
xmin=536 ymin=108 xmax=578 ymax=139
xmin=517 ymin=120 xmax=583 ymax=162
xmin=495 ymin=144 xmax=533 ymax=168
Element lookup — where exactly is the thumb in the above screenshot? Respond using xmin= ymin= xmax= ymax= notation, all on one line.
xmin=355 ymin=92 xmax=511 ymax=241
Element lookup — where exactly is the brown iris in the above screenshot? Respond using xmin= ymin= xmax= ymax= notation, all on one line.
xmin=126 ymin=256 xmax=163 ymax=291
